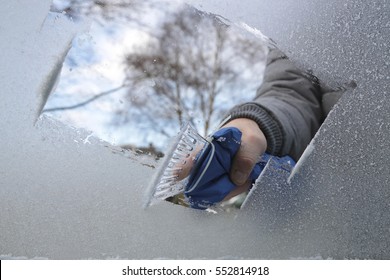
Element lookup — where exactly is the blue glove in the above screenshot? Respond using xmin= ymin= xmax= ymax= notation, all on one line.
xmin=184 ymin=127 xmax=295 ymax=209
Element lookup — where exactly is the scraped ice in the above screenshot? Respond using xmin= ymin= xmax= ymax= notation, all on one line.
xmin=287 ymin=142 xmax=315 ymax=184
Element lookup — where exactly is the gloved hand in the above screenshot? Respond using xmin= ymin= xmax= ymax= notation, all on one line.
xmin=222 ymin=118 xmax=267 ymax=200
xmin=183 ymin=118 xmax=296 ymax=209
xmin=184 ymin=126 xmax=263 ymax=209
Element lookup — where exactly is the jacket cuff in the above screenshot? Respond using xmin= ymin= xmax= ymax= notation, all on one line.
xmin=226 ymin=102 xmax=285 ymax=156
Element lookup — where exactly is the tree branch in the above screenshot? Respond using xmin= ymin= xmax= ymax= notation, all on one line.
xmin=42 ymin=84 xmax=127 ymax=113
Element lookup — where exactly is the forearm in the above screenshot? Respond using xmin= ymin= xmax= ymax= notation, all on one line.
xmin=227 ymin=48 xmax=323 ymax=160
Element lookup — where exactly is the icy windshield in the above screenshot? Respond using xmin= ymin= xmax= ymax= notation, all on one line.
xmin=2 ymin=0 xmax=388 ymax=260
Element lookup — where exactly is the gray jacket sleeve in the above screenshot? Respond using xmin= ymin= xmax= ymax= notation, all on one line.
xmin=227 ymin=48 xmax=323 ymax=160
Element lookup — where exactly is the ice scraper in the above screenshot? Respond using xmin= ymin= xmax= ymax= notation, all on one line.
xmin=144 ymin=123 xmax=295 ymax=209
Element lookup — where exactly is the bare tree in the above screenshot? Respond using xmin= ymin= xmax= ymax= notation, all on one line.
xmin=51 ymin=0 xmax=145 ymax=23
xmin=120 ymin=5 xmax=267 ymax=137
xmin=47 ymin=1 xmax=267 ymax=147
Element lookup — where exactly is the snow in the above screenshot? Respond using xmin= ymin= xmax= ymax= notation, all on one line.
xmin=1 ymin=0 xmax=389 ymax=259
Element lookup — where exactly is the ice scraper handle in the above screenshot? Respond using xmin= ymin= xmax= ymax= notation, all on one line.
xmin=184 ymin=127 xmax=295 ymax=209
